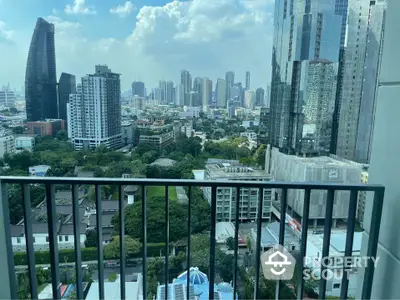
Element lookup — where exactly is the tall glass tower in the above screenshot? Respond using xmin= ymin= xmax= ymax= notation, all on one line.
xmin=25 ymin=18 xmax=58 ymax=121
xmin=269 ymin=0 xmax=343 ymax=154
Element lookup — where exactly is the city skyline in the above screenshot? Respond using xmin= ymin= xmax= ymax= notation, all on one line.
xmin=0 ymin=0 xmax=275 ymax=90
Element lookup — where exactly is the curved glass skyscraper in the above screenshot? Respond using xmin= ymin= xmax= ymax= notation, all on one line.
xmin=25 ymin=17 xmax=57 ymax=121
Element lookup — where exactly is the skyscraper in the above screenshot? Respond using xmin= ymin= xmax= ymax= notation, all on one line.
xmin=245 ymin=71 xmax=250 ymax=90
xmin=181 ymin=70 xmax=192 ymax=106
xmin=335 ymin=0 xmax=387 ymax=163
xmin=216 ymin=79 xmax=227 ymax=108
xmin=202 ymin=78 xmax=212 ymax=112
xmin=159 ymin=81 xmax=166 ymax=103
xmin=176 ymin=84 xmax=184 ymax=106
xmin=25 ymin=17 xmax=58 ymax=121
xmin=225 ymin=71 xmax=235 ymax=101
xmin=269 ymin=0 xmax=342 ymax=154
xmin=58 ymin=73 xmax=76 ymax=123
xmin=193 ymin=77 xmax=203 ymax=106
xmin=131 ymin=81 xmax=145 ymax=97
xmin=67 ymin=65 xmax=122 ymax=150
xmin=245 ymin=90 xmax=256 ymax=109
xmin=256 ymin=88 xmax=265 ymax=107
xmin=166 ymin=81 xmax=174 ymax=104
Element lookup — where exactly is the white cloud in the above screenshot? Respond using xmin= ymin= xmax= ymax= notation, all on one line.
xmin=64 ymin=0 xmax=96 ymax=15
xmin=126 ymin=0 xmax=274 ymax=87
xmin=0 ymin=21 xmax=13 ymax=43
xmin=110 ymin=1 xmax=136 ymax=18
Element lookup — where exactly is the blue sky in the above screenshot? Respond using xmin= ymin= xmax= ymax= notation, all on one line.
xmin=0 ymin=0 xmax=274 ymax=90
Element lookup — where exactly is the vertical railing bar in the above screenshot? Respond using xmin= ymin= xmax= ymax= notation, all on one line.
xmin=165 ymin=185 xmax=169 ymax=300
xmin=72 ymin=184 xmax=83 ymax=300
xmin=209 ymin=186 xmax=217 ymax=300
xmin=21 ymin=184 xmax=38 ymax=300
xmin=340 ymin=190 xmax=358 ymax=300
xmin=45 ymin=183 xmax=60 ymax=299
xmin=186 ymin=186 xmax=192 ymax=300
xmin=119 ymin=184 xmax=126 ymax=299
xmin=95 ymin=185 xmax=104 ymax=300
xmin=297 ymin=188 xmax=311 ymax=300
xmin=318 ymin=189 xmax=335 ymax=299
xmin=255 ymin=187 xmax=264 ymax=300
xmin=142 ymin=186 xmax=147 ymax=299
xmin=275 ymin=188 xmax=288 ymax=300
xmin=361 ymin=187 xmax=385 ymax=299
xmin=233 ymin=186 xmax=240 ymax=300
xmin=0 ymin=182 xmax=17 ymax=299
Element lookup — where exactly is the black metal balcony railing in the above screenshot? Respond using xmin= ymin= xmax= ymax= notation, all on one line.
xmin=0 ymin=177 xmax=384 ymax=300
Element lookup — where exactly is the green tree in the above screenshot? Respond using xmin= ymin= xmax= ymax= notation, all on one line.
xmin=12 ymin=126 xmax=24 ymax=134
xmin=108 ymin=273 xmax=117 ymax=282
xmin=113 ymin=197 xmax=187 ymax=243
xmin=85 ymin=230 xmax=98 ymax=247
xmin=56 ymin=129 xmax=68 ymax=141
xmin=103 ymin=235 xmax=141 ymax=259
xmin=226 ymin=237 xmax=236 ymax=250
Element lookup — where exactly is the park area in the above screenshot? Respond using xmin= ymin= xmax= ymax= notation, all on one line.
xmin=146 ymin=186 xmax=178 ymax=201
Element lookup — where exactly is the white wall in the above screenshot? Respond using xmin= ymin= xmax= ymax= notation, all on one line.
xmin=12 ymin=233 xmax=86 ymax=252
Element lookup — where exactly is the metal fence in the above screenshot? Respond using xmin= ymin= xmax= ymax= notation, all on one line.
xmin=0 ymin=177 xmax=384 ymax=300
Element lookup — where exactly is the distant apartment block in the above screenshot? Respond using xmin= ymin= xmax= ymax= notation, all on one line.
xmin=204 ymin=159 xmax=272 ymax=222
xmin=27 ymin=119 xmax=65 ymax=136
xmin=240 ymin=130 xmax=257 ymax=142
xmin=0 ymin=135 xmax=15 ymax=158
xmin=67 ymin=66 xmax=122 ymax=150
xmin=15 ymin=136 xmax=35 ymax=152
xmin=139 ymin=130 xmax=174 ymax=149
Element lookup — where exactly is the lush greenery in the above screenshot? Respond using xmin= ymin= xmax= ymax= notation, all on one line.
xmin=146 ymin=186 xmax=177 ymax=201
xmin=112 ymin=196 xmax=187 ymax=243
xmin=103 ymin=235 xmax=141 ymax=259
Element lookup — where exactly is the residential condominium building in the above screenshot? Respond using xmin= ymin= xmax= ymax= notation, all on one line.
xmin=139 ymin=130 xmax=174 ymax=149
xmin=204 ymin=159 xmax=272 ymax=222
xmin=0 ymin=135 xmax=15 ymax=158
xmin=15 ymin=136 xmax=35 ymax=152
xmin=67 ymin=65 xmax=122 ymax=150
xmin=0 ymin=87 xmax=16 ymax=108
xmin=58 ymin=73 xmax=76 ymax=123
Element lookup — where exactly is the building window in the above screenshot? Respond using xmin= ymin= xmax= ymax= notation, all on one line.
xmin=65 ymin=236 xmax=69 ymax=242
xmin=17 ymin=237 xmax=21 ymax=244
xmin=46 ymin=236 xmax=49 ymax=242
xmin=333 ymin=283 xmax=340 ymax=289
xmin=59 ymin=236 xmax=63 ymax=242
xmin=33 ymin=237 xmax=35 ymax=243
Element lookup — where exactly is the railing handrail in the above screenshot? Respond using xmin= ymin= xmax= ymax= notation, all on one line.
xmin=0 ymin=176 xmax=385 ymax=191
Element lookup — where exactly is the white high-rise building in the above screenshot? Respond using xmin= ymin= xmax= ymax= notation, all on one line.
xmin=245 ymin=89 xmax=256 ymax=109
xmin=202 ymin=77 xmax=212 ymax=112
xmin=67 ymin=68 xmax=122 ymax=150
xmin=216 ymin=79 xmax=227 ymax=108
xmin=0 ymin=87 xmax=16 ymax=108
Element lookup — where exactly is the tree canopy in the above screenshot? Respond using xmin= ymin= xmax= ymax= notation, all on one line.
xmin=112 ymin=196 xmax=187 ymax=243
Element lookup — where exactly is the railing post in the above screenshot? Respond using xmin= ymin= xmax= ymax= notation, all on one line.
xmin=209 ymin=186 xmax=217 ymax=300
xmin=361 ymin=187 xmax=385 ymax=299
xmin=318 ymin=189 xmax=335 ymax=299
xmin=275 ymin=188 xmax=287 ymax=300
xmin=0 ymin=181 xmax=16 ymax=299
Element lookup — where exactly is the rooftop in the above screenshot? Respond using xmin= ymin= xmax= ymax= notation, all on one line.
xmin=206 ymin=162 xmax=269 ymax=180
xmin=150 ymin=158 xmax=176 ymax=168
